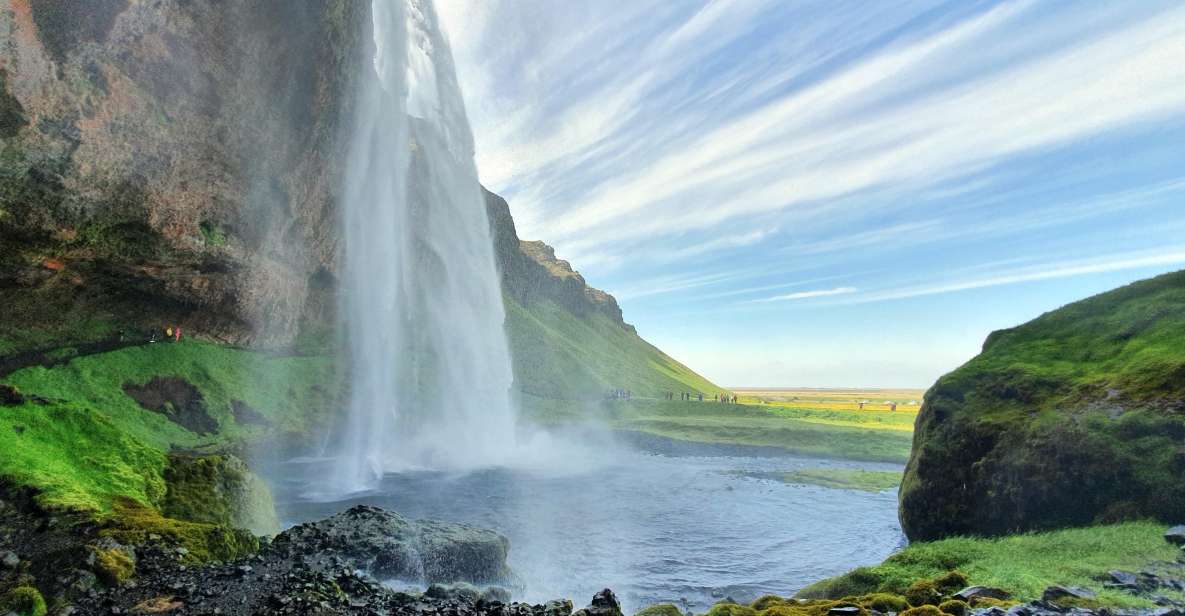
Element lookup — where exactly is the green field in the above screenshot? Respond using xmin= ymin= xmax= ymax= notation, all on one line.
xmin=524 ymin=397 xmax=916 ymax=463
xmin=775 ymin=468 xmax=902 ymax=492
xmin=798 ymin=521 xmax=1182 ymax=608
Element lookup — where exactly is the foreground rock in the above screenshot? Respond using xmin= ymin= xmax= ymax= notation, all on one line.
xmin=900 ymin=271 xmax=1185 ymax=541
xmin=272 ymin=505 xmax=513 ymax=584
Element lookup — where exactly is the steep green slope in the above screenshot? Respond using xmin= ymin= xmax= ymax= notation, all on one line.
xmin=0 ymin=342 xmax=337 ymax=513
xmin=505 ymin=297 xmax=720 ymax=400
xmin=900 ymin=269 xmax=1185 ymax=541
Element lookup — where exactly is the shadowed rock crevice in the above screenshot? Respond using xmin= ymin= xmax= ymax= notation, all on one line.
xmin=122 ymin=376 xmax=217 ymax=435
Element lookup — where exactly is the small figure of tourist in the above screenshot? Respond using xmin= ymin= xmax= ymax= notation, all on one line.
xmin=175 ymin=326 xmax=182 ymax=342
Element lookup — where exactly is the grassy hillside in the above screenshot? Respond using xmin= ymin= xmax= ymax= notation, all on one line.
xmin=0 ymin=342 xmax=337 ymax=513
xmin=901 ymin=269 xmax=1185 ymax=540
xmin=505 ymin=296 xmax=721 ymax=400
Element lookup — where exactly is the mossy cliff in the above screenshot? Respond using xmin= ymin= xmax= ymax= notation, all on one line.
xmin=900 ymin=270 xmax=1185 ymax=541
xmin=486 ymin=189 xmax=720 ymax=400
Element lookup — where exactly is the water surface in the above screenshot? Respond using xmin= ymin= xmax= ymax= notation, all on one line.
xmin=275 ymin=438 xmax=905 ymax=613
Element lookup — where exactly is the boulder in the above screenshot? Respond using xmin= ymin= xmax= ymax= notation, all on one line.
xmin=1106 ymin=571 xmax=1138 ymax=587
xmin=272 ymin=505 xmax=512 ymax=584
xmin=544 ymin=599 xmax=575 ymax=616
xmin=1041 ymin=586 xmax=1097 ymax=603
xmin=573 ymin=589 xmax=624 ymax=616
xmin=953 ymin=586 xmax=1011 ymax=602
xmin=1165 ymin=525 xmax=1185 ymax=546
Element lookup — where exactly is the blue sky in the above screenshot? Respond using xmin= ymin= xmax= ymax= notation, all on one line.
xmin=435 ymin=0 xmax=1185 ymax=388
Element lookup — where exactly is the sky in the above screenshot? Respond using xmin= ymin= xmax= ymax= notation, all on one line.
xmin=434 ymin=0 xmax=1185 ymax=388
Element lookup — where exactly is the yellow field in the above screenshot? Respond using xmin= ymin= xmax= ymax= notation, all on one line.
xmin=733 ymin=387 xmax=925 ymax=413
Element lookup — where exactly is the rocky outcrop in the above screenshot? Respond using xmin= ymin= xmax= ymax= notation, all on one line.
xmin=899 ymin=270 xmax=1185 ymax=541
xmin=271 ymin=505 xmax=513 ymax=585
xmin=484 ymin=189 xmax=634 ymax=333
xmin=0 ymin=0 xmax=369 ymax=348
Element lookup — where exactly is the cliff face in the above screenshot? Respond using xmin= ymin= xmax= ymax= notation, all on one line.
xmin=483 ymin=188 xmax=633 ymax=333
xmin=0 ymin=0 xmax=367 ymax=349
xmin=899 ymin=270 xmax=1185 ymax=541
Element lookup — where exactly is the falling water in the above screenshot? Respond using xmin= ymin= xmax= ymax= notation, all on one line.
xmin=335 ymin=0 xmax=517 ymax=491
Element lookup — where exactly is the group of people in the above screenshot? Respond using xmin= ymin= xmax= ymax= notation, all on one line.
xmin=148 ymin=325 xmax=183 ymax=343
xmin=607 ymin=388 xmax=632 ymax=400
xmin=666 ymin=391 xmax=738 ymax=403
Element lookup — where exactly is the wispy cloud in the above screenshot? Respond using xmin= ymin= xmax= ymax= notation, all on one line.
xmin=755 ymin=287 xmax=859 ymax=303
xmin=849 ymin=248 xmax=1185 ymax=304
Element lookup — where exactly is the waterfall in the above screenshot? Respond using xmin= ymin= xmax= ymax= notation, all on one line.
xmin=335 ymin=0 xmax=517 ymax=491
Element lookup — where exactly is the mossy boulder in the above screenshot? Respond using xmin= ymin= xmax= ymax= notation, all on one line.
xmin=635 ymin=604 xmax=683 ymax=616
xmin=0 ymin=585 xmax=47 ymax=616
xmin=899 ymin=607 xmax=949 ymax=616
xmin=706 ymin=602 xmax=757 ymax=616
xmin=936 ymin=600 xmax=967 ymax=616
xmin=162 ymin=453 xmax=279 ymax=536
xmin=857 ymin=593 xmax=910 ymax=613
xmin=101 ymin=498 xmax=258 ymax=564
xmin=901 ymin=270 xmax=1185 ymax=540
xmin=89 ymin=545 xmax=135 ymax=586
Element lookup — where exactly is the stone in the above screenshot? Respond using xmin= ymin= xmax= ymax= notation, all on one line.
xmin=954 ymin=586 xmax=1012 ymax=602
xmin=543 ymin=599 xmax=575 ymax=616
xmin=574 ymin=589 xmax=623 ymax=616
xmin=1166 ymin=526 xmax=1185 ymax=546
xmin=0 ymin=551 xmax=18 ymax=568
xmin=1041 ymin=586 xmax=1097 ymax=603
xmin=1107 ymin=571 xmax=1138 ymax=587
xmin=272 ymin=505 xmax=513 ymax=584
xmin=480 ymin=586 xmax=512 ymax=604
xmin=0 ymin=385 xmax=24 ymax=406
xmin=828 ymin=607 xmax=861 ymax=616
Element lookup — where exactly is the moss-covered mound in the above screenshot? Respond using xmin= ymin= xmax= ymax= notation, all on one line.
xmin=796 ymin=521 xmax=1176 ymax=608
xmin=900 ymin=270 xmax=1185 ymax=541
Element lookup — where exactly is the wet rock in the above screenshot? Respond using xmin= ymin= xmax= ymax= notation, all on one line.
xmin=1108 ymin=571 xmax=1139 ymax=587
xmin=1041 ymin=586 xmax=1097 ymax=603
xmin=543 ymin=599 xmax=574 ymax=616
xmin=955 ymin=587 xmax=1012 ymax=602
xmin=1166 ymin=526 xmax=1185 ymax=546
xmin=481 ymin=586 xmax=512 ymax=604
xmin=573 ymin=589 xmax=623 ymax=616
xmin=0 ymin=550 xmax=18 ymax=568
xmin=272 ymin=505 xmax=512 ymax=584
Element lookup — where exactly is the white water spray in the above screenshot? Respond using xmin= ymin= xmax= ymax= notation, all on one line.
xmin=335 ymin=0 xmax=517 ymax=491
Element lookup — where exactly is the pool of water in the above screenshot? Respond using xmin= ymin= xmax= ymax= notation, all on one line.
xmin=273 ymin=435 xmax=905 ymax=613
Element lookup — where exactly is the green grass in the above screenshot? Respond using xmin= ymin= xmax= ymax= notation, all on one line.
xmin=798 ymin=521 xmax=1181 ymax=608
xmin=775 ymin=468 xmax=902 ymax=492
xmin=764 ymin=406 xmax=918 ymax=432
xmin=0 ymin=341 xmax=339 ymax=512
xmin=524 ymin=398 xmax=915 ymax=463
xmin=505 ymin=297 xmax=722 ymax=400
xmin=0 ymin=400 xmax=166 ymax=512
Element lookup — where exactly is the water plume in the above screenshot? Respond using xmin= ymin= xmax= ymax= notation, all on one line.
xmin=335 ymin=0 xmax=517 ymax=491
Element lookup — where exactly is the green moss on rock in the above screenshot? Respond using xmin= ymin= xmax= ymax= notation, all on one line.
xmin=102 ymin=498 xmax=258 ymax=564
xmin=899 ymin=606 xmax=949 ymax=616
xmin=937 ymin=600 xmax=967 ymax=616
xmin=0 ymin=585 xmax=47 ymax=616
xmin=90 ymin=546 xmax=135 ymax=586
xmin=901 ymin=270 xmax=1185 ymax=541
xmin=706 ymin=602 xmax=757 ymax=616
xmin=635 ymin=604 xmax=683 ymax=616
xmin=163 ymin=453 xmax=279 ymax=536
